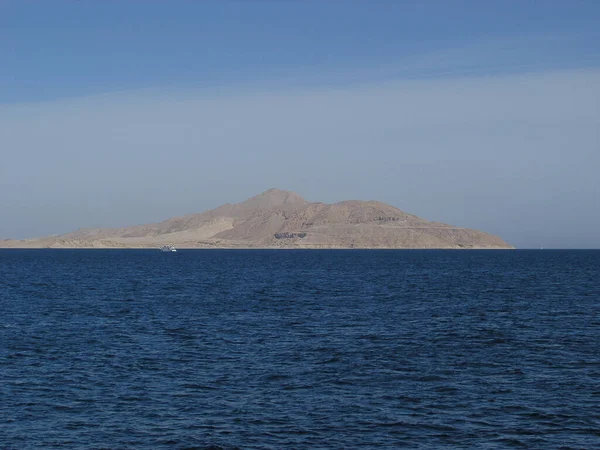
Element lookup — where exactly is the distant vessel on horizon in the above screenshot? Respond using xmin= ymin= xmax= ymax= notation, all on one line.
xmin=160 ymin=245 xmax=177 ymax=252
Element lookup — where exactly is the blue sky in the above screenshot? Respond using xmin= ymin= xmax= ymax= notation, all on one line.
xmin=1 ymin=1 xmax=599 ymax=247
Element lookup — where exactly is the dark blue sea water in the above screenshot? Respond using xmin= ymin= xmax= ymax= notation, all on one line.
xmin=1 ymin=249 xmax=599 ymax=449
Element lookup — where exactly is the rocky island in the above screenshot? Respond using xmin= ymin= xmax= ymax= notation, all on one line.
xmin=0 ymin=189 xmax=513 ymax=249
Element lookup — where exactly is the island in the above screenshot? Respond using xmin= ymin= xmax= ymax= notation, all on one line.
xmin=0 ymin=189 xmax=513 ymax=249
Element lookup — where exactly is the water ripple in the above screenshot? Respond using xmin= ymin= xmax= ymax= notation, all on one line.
xmin=1 ymin=249 xmax=599 ymax=449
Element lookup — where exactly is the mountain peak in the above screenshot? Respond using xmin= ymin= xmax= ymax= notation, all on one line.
xmin=240 ymin=188 xmax=308 ymax=209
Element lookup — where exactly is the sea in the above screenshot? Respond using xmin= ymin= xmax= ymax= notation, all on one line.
xmin=1 ymin=249 xmax=599 ymax=449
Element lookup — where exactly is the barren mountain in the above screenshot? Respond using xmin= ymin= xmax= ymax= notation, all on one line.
xmin=1 ymin=189 xmax=513 ymax=249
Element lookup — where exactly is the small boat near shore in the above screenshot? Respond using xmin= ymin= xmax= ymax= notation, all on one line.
xmin=160 ymin=245 xmax=177 ymax=252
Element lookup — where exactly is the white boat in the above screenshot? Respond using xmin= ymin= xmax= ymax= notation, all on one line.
xmin=160 ymin=245 xmax=177 ymax=252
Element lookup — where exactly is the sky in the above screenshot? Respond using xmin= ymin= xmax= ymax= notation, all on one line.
xmin=1 ymin=1 xmax=599 ymax=248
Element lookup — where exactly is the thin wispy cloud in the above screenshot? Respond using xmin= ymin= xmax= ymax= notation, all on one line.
xmin=1 ymin=68 xmax=599 ymax=247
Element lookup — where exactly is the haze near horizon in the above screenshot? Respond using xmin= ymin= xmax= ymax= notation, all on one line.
xmin=1 ymin=1 xmax=599 ymax=248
